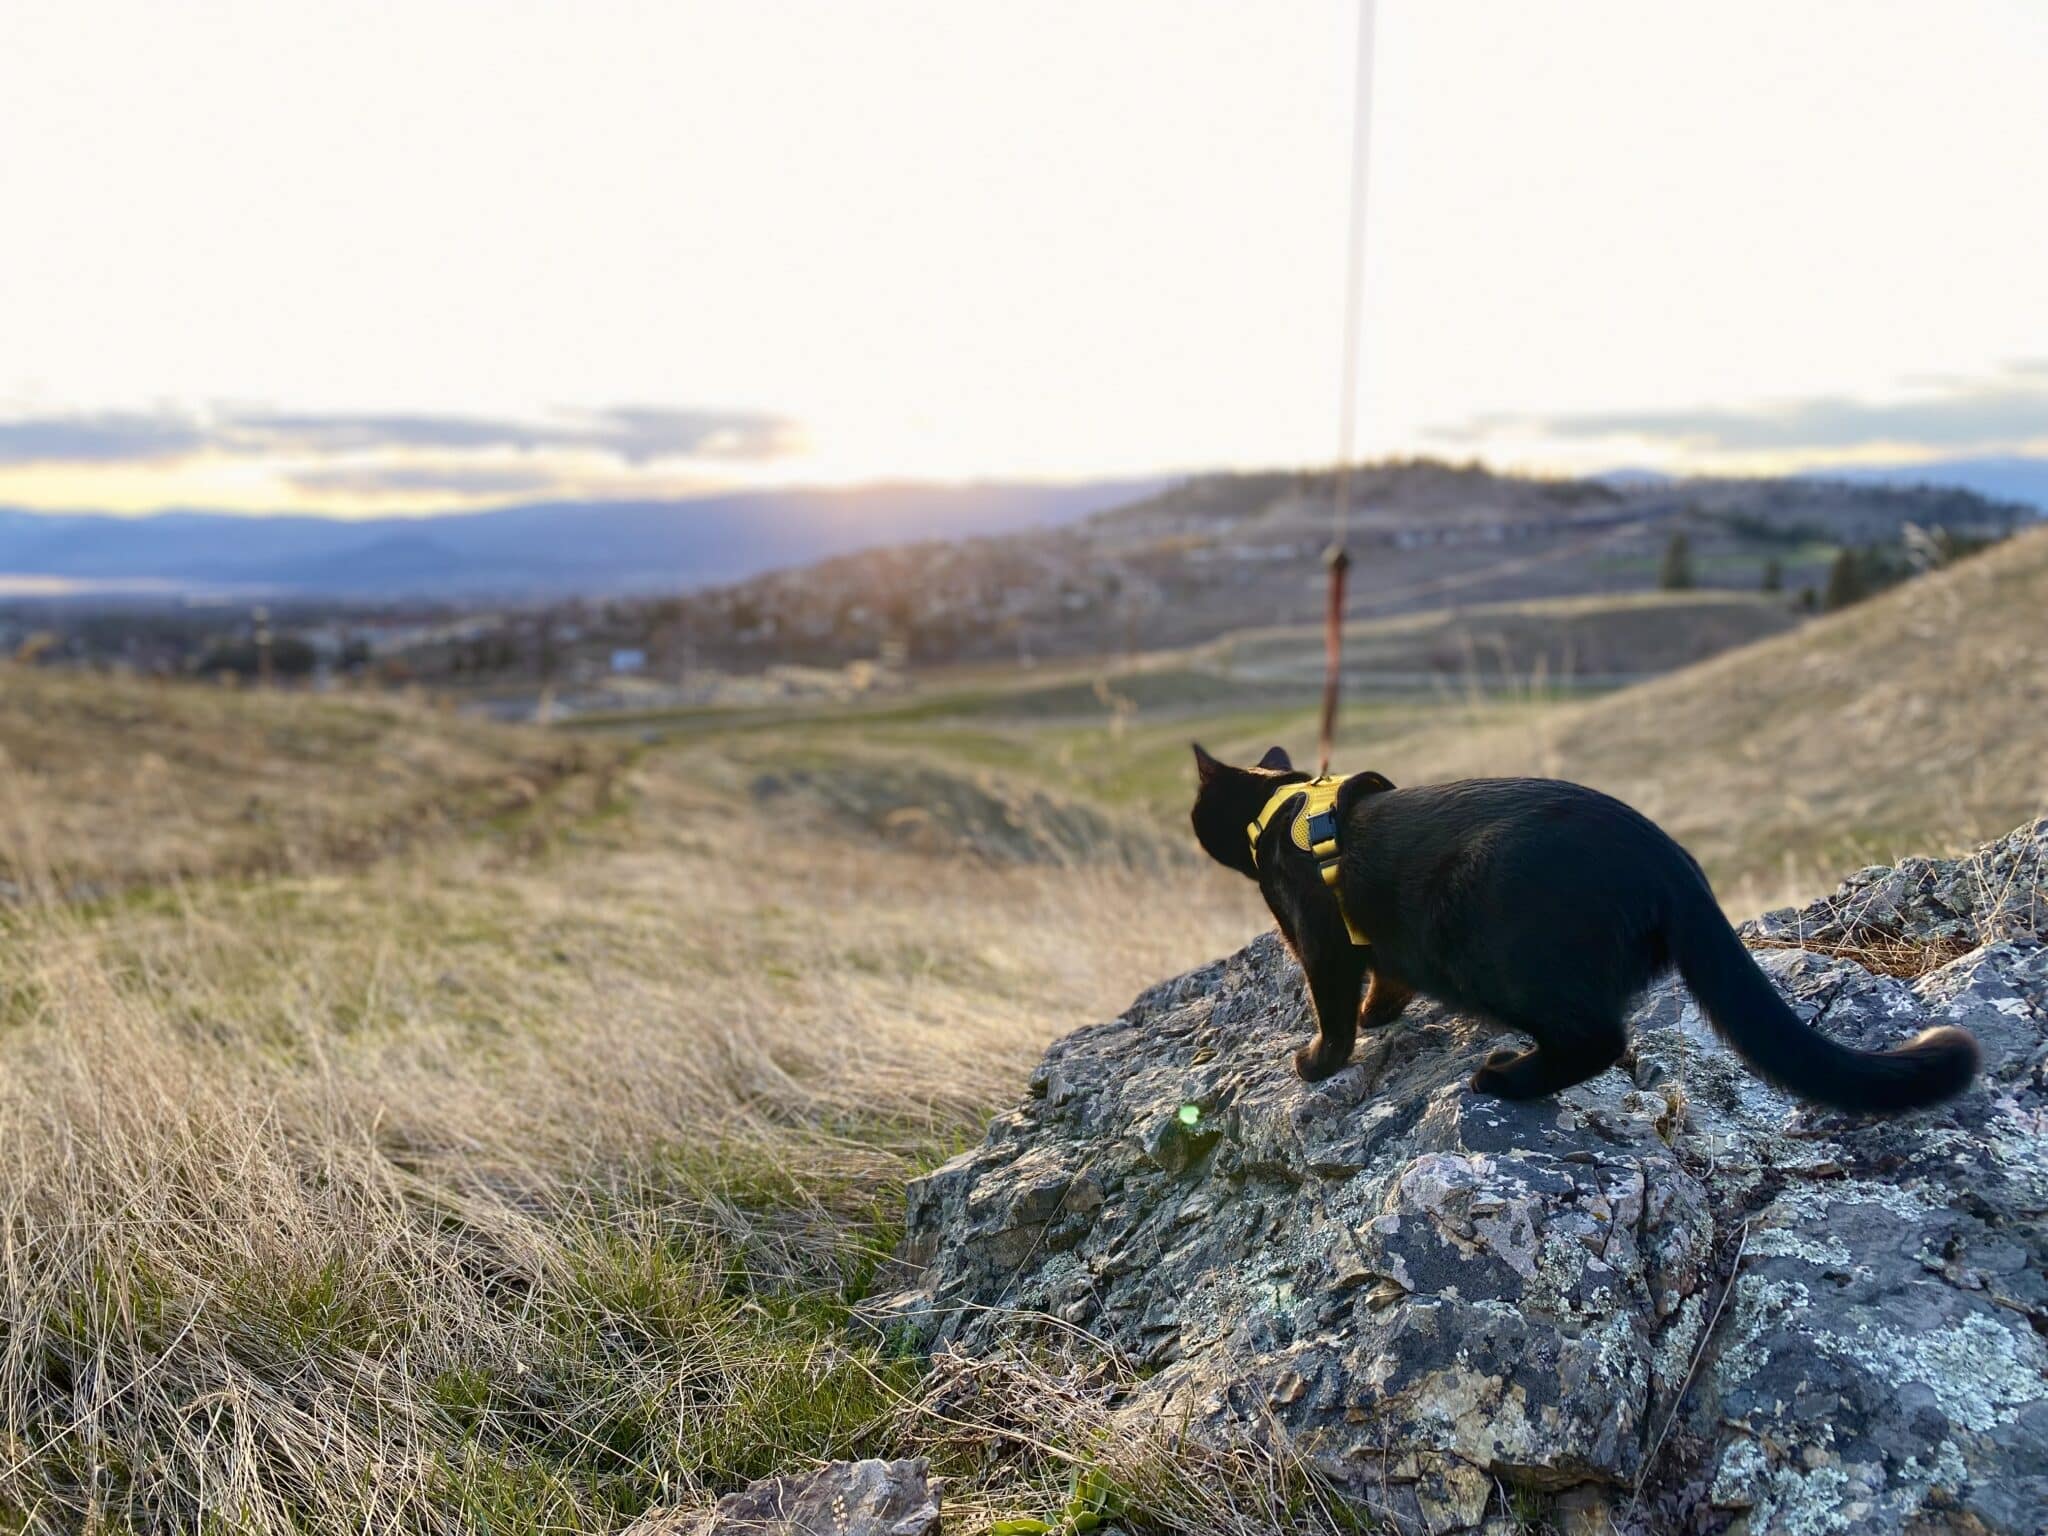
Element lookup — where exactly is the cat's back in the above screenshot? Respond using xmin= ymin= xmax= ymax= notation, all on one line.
xmin=1366 ymin=774 xmax=1639 ymax=828
xmin=1354 ymin=775 xmax=1691 ymax=887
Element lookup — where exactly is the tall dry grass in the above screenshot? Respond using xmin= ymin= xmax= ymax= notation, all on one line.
xmin=0 ymin=758 xmax=1261 ymax=1533
xmin=0 ymin=664 xmax=603 ymax=895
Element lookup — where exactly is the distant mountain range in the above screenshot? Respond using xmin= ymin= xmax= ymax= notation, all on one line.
xmin=0 ymin=479 xmax=1170 ymax=601
xmin=645 ymin=460 xmax=2038 ymax=671
xmin=1601 ymin=454 xmax=2048 ymax=515
xmin=1794 ymin=455 xmax=2048 ymax=513
xmin=3 ymin=453 xmax=2041 ymax=603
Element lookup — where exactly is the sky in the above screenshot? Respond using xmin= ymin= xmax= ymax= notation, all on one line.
xmin=3 ymin=0 xmax=2045 ymax=517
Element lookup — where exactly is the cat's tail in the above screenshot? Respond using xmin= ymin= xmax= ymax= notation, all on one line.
xmin=1669 ymin=896 xmax=1978 ymax=1113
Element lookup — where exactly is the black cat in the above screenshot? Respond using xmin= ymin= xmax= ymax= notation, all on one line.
xmin=1190 ymin=745 xmax=1978 ymax=1111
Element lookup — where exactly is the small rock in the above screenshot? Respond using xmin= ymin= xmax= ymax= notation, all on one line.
xmin=1553 ymin=1484 xmax=1615 ymax=1536
xmin=626 ymin=1459 xmax=940 ymax=1536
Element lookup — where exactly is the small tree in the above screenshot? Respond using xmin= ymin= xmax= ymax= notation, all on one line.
xmin=1798 ymin=584 xmax=1818 ymax=613
xmin=1823 ymin=548 xmax=1865 ymax=612
xmin=1658 ymin=531 xmax=1695 ymax=591
xmin=1760 ymin=555 xmax=1784 ymax=593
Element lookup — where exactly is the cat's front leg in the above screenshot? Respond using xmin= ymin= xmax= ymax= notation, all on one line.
xmin=1294 ymin=947 xmax=1369 ymax=1081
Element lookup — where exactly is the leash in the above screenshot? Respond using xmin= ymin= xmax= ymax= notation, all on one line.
xmin=1318 ymin=0 xmax=1378 ymax=776
xmin=1318 ymin=544 xmax=1350 ymax=776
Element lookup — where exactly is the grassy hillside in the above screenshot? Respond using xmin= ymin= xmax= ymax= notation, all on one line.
xmin=589 ymin=588 xmax=1804 ymax=849
xmin=0 ymin=666 xmax=612 ymax=893
xmin=1212 ymin=588 xmax=1801 ymax=689
xmin=0 ymin=677 xmax=1265 ymax=1534
xmin=1370 ymin=527 xmax=2048 ymax=911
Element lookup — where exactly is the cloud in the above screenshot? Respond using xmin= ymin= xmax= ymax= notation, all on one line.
xmin=0 ymin=403 xmax=804 ymax=468
xmin=227 ymin=405 xmax=804 ymax=462
xmin=0 ymin=411 xmax=209 ymax=464
xmin=281 ymin=463 xmax=577 ymax=499
xmin=572 ymin=407 xmax=805 ymax=462
xmin=1433 ymin=363 xmax=2048 ymax=456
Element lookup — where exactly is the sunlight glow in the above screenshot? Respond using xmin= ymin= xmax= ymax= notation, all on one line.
xmin=2 ymin=1 xmax=2043 ymax=514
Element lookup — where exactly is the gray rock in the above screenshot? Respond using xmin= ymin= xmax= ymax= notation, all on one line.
xmin=884 ymin=823 xmax=2048 ymax=1534
xmin=1744 ymin=816 xmax=2048 ymax=957
xmin=626 ymin=1458 xmax=940 ymax=1536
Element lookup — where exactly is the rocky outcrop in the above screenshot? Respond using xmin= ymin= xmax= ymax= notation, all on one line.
xmin=884 ymin=820 xmax=2048 ymax=1534
xmin=627 ymin=1459 xmax=941 ymax=1536
xmin=1745 ymin=821 xmax=2048 ymax=959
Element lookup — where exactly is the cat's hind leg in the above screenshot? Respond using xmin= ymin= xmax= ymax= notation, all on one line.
xmin=1469 ymin=1012 xmax=1625 ymax=1099
xmin=1360 ymin=971 xmax=1414 ymax=1030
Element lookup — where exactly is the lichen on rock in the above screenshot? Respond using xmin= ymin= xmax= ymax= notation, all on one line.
xmin=881 ymin=821 xmax=2048 ymax=1533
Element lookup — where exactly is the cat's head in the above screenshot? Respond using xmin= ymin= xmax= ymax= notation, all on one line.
xmin=1189 ymin=743 xmax=1307 ymax=877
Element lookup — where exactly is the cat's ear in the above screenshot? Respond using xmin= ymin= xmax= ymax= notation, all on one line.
xmin=1257 ymin=745 xmax=1293 ymax=772
xmin=1355 ymin=770 xmax=1396 ymax=793
xmin=1192 ymin=742 xmax=1226 ymax=785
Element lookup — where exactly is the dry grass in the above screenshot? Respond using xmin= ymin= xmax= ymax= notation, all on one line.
xmin=903 ymin=1344 xmax=1388 ymax=1536
xmin=1742 ymin=930 xmax=1978 ymax=981
xmin=0 ymin=666 xmax=611 ymax=895
xmin=0 ymin=744 xmax=1262 ymax=1533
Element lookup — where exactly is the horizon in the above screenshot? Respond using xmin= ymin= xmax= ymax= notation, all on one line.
xmin=3 ymin=451 xmax=2047 ymax=528
xmin=5 ymin=2 xmax=2047 ymax=520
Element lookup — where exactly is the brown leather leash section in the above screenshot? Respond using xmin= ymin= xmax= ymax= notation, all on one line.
xmin=1318 ymin=542 xmax=1351 ymax=775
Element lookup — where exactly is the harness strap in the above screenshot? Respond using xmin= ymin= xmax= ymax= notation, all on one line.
xmin=1246 ymin=775 xmax=1370 ymax=947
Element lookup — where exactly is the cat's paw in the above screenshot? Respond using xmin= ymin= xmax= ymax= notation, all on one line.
xmin=1294 ymin=1044 xmax=1340 ymax=1083
xmin=1468 ymin=1047 xmax=1522 ymax=1096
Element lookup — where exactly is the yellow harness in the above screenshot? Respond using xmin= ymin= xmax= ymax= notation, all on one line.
xmin=1246 ymin=775 xmax=1370 ymax=947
